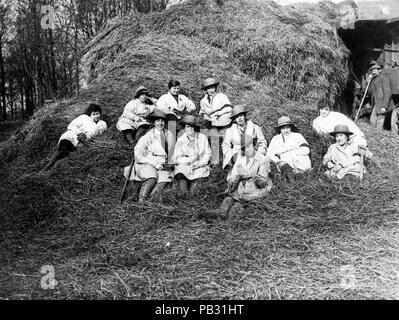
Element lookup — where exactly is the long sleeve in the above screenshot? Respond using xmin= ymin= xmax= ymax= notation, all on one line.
xmin=181 ymin=95 xmax=196 ymax=113
xmin=172 ymin=138 xmax=194 ymax=165
xmin=134 ymin=135 xmax=157 ymax=167
xmin=199 ymin=97 xmax=207 ymax=116
xmin=156 ymin=95 xmax=169 ymax=113
xmin=254 ymin=124 xmax=267 ymax=155
xmin=312 ymin=119 xmax=322 ymax=134
xmin=196 ymin=134 xmax=211 ymax=167
xmin=266 ymin=136 xmax=281 ymax=164
xmin=295 ymin=134 xmax=310 ymax=156
xmin=222 ymin=127 xmax=233 ymax=156
xmin=381 ymin=75 xmax=392 ymax=110
xmin=96 ymin=120 xmax=107 ymax=135
xmin=322 ymin=145 xmax=334 ymax=166
xmin=123 ymin=101 xmax=141 ymax=121
xmin=67 ymin=115 xmax=86 ymax=133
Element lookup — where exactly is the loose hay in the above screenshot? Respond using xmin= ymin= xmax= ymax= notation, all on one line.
xmin=0 ymin=0 xmax=398 ymax=300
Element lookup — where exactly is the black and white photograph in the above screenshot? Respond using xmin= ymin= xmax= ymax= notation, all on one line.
xmin=0 ymin=0 xmax=399 ymax=306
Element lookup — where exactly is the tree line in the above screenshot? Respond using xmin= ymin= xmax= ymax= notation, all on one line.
xmin=0 ymin=0 xmax=167 ymax=122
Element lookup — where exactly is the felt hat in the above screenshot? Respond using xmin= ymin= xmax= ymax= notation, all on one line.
xmin=329 ymin=124 xmax=353 ymax=136
xmin=202 ymin=77 xmax=219 ymax=90
xmin=180 ymin=115 xmax=201 ymax=129
xmin=369 ymin=64 xmax=382 ymax=71
xmin=275 ymin=116 xmax=297 ymax=132
xmin=148 ymin=109 xmax=168 ymax=121
xmin=230 ymin=105 xmax=248 ymax=119
xmin=134 ymin=86 xmax=150 ymax=98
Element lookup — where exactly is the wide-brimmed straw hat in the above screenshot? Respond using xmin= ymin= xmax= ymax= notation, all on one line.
xmin=148 ymin=109 xmax=168 ymax=121
xmin=329 ymin=124 xmax=353 ymax=136
xmin=134 ymin=86 xmax=150 ymax=98
xmin=369 ymin=64 xmax=382 ymax=71
xmin=275 ymin=116 xmax=297 ymax=131
xmin=202 ymin=77 xmax=220 ymax=90
xmin=230 ymin=105 xmax=248 ymax=119
xmin=180 ymin=115 xmax=201 ymax=129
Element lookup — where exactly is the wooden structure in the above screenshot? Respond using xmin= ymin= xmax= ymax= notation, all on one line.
xmin=337 ymin=0 xmax=399 ymax=130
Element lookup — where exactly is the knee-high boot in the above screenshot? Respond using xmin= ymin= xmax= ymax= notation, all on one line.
xmin=205 ymin=196 xmax=235 ymax=220
xmin=138 ymin=178 xmax=156 ymax=203
xmin=280 ymin=163 xmax=296 ymax=183
xmin=178 ymin=179 xmax=189 ymax=193
xmin=150 ymin=182 xmax=168 ymax=199
xmin=41 ymin=150 xmax=66 ymax=171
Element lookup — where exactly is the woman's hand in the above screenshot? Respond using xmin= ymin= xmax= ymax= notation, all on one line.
xmin=332 ymin=163 xmax=342 ymax=172
xmin=155 ymin=163 xmax=163 ymax=170
xmin=77 ymin=132 xmax=87 ymax=143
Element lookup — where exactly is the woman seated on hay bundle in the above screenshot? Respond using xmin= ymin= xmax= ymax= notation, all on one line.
xmin=126 ymin=110 xmax=176 ymax=203
xmin=199 ymin=136 xmax=273 ymax=221
xmin=322 ymin=124 xmax=365 ymax=180
xmin=41 ymin=103 xmax=107 ymax=171
xmin=222 ymin=104 xmax=267 ymax=173
xmin=156 ymin=79 xmax=196 ymax=119
xmin=266 ymin=116 xmax=311 ymax=183
xmin=116 ymin=86 xmax=158 ymax=144
xmin=172 ymin=115 xmax=211 ymax=194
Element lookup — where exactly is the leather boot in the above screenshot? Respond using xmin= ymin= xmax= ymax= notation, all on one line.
xmin=280 ymin=163 xmax=296 ymax=183
xmin=229 ymin=202 xmax=244 ymax=216
xmin=124 ymin=132 xmax=135 ymax=145
xmin=206 ymin=196 xmax=235 ymax=220
xmin=41 ymin=150 xmax=65 ymax=171
xmin=178 ymin=179 xmax=189 ymax=193
xmin=150 ymin=182 xmax=168 ymax=199
xmin=138 ymin=178 xmax=156 ymax=203
xmin=188 ymin=180 xmax=197 ymax=194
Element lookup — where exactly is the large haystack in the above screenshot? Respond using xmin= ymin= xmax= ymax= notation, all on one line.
xmin=2 ymin=1 xmax=398 ymax=300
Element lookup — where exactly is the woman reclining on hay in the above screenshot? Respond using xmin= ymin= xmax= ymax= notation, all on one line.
xmin=312 ymin=99 xmax=372 ymax=158
xmin=322 ymin=124 xmax=364 ymax=180
xmin=41 ymin=103 xmax=107 ymax=171
xmin=172 ymin=115 xmax=211 ymax=194
xmin=116 ymin=86 xmax=158 ymax=144
xmin=200 ymin=137 xmax=272 ymax=221
xmin=266 ymin=116 xmax=311 ymax=183
xmin=126 ymin=110 xmax=176 ymax=203
xmin=222 ymin=104 xmax=267 ymax=172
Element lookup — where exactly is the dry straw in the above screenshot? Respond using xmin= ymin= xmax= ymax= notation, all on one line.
xmin=1 ymin=0 xmax=398 ymax=300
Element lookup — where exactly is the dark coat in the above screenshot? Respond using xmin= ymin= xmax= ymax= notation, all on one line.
xmin=370 ymin=73 xmax=392 ymax=114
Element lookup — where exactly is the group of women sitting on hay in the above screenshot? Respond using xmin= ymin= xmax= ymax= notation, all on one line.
xmin=42 ymin=77 xmax=372 ymax=220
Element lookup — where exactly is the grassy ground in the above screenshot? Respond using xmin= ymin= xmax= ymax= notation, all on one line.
xmin=0 ymin=120 xmax=26 ymax=145
xmin=0 ymin=0 xmax=398 ymax=300
xmin=1 ymin=120 xmax=398 ymax=300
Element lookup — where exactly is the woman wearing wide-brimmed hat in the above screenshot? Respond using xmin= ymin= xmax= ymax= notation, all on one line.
xmin=172 ymin=115 xmax=211 ymax=193
xmin=199 ymin=77 xmax=232 ymax=128
xmin=222 ymin=105 xmax=268 ymax=170
xmin=322 ymin=124 xmax=364 ymax=180
xmin=199 ymin=77 xmax=232 ymax=163
xmin=116 ymin=86 xmax=158 ymax=144
xmin=266 ymin=116 xmax=311 ymax=183
xmin=200 ymin=136 xmax=273 ymax=221
xmin=125 ymin=110 xmax=176 ymax=202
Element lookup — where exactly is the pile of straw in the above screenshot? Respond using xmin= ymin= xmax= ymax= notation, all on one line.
xmin=1 ymin=0 xmax=398 ymax=300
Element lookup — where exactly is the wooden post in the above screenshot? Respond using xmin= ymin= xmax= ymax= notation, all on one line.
xmin=358 ymin=145 xmax=367 ymax=187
